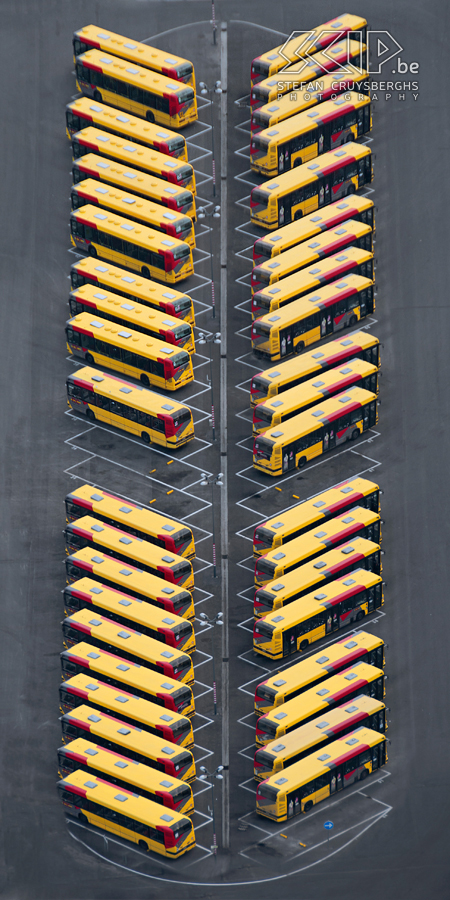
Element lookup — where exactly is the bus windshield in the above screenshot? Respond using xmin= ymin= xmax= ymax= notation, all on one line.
xmin=251 ymin=189 xmax=270 ymax=213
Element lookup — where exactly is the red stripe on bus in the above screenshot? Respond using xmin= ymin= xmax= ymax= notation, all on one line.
xmin=323 ymin=740 xmax=372 ymax=770
xmin=324 ymin=677 xmax=370 ymax=704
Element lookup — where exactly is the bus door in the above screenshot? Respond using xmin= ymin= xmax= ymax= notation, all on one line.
xmin=371 ymin=744 xmax=381 ymax=771
xmin=330 ymin=767 xmax=344 ymax=794
xmin=278 ymin=143 xmax=290 ymax=173
xmin=368 ymin=401 xmax=377 ymax=427
xmin=278 ymin=197 xmax=291 ymax=227
xmin=358 ymin=156 xmax=368 ymax=188
xmin=283 ymin=626 xmax=296 ymax=656
xmin=283 ymin=446 xmax=295 ymax=472
xmin=280 ymin=327 xmax=290 ymax=357
xmin=287 ymin=788 xmax=301 ymax=818
xmin=359 ymin=291 xmax=367 ymax=318
xmin=316 ymin=125 xmax=330 ymax=155
xmin=321 ymin=311 xmax=333 ymax=337
xmin=326 ymin=609 xmax=339 ymax=634
xmin=318 ymin=175 xmax=330 ymax=207
xmin=358 ymin=105 xmax=370 ymax=136
xmin=322 ymin=425 xmax=336 ymax=452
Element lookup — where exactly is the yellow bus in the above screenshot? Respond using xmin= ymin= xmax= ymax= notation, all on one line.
xmin=63 ymin=579 xmax=195 ymax=654
xmin=254 ymin=695 xmax=386 ymax=780
xmin=58 ymin=738 xmax=194 ymax=816
xmin=254 ymin=631 xmax=385 ymax=713
xmin=254 ymin=536 xmax=381 ymax=618
xmin=253 ymin=385 xmax=378 ymax=478
xmin=256 ymin=726 xmax=387 ymax=820
xmin=252 ymin=250 xmax=373 ymax=320
xmin=254 ymin=507 xmax=381 ymax=586
xmin=60 ymin=643 xmax=195 ymax=717
xmin=252 ymin=275 xmax=375 ymax=361
xmin=64 ymin=515 xmax=194 ymax=592
xmin=253 ymin=476 xmax=380 ymax=556
xmin=73 ymin=154 xmax=196 ymax=220
xmin=57 ymin=769 xmax=196 ymax=855
xmin=251 ymin=39 xmax=368 ymax=108
xmin=62 ymin=609 xmax=194 ymax=685
xmin=66 ymin=368 xmax=195 ymax=448
xmin=256 ymin=662 xmax=385 ymax=746
xmin=75 ymin=49 xmax=198 ymax=128
xmin=251 ymin=93 xmax=372 ymax=178
xmin=70 ymin=205 xmax=194 ymax=284
xmin=254 ymin=571 xmax=384 ymax=660
xmin=70 ymin=257 xmax=195 ymax=326
xmin=65 ymin=545 xmax=194 ymax=621
xmin=251 ymin=220 xmax=373 ymax=294
xmin=66 ymin=314 xmax=194 ymax=391
xmin=253 ymin=195 xmax=375 ymax=263
xmin=66 ymin=97 xmax=188 ymax=160
xmin=65 ymin=484 xmax=195 ymax=559
xmin=253 ymin=357 xmax=378 ymax=435
xmin=250 ymin=15 xmax=367 ymax=85
xmin=73 ymin=25 xmax=196 ymax=89
xmin=59 ymin=674 xmax=193 ymax=748
xmin=60 ymin=705 xmax=196 ymax=781
xmin=69 ymin=283 xmax=195 ymax=354
xmin=72 ymin=126 xmax=196 ymax=194
xmin=251 ymin=65 xmax=369 ymax=133
xmin=71 ymin=179 xmax=195 ymax=248
xmin=250 ymin=142 xmax=372 ymax=230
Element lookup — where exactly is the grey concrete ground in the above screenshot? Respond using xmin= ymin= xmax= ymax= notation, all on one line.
xmin=1 ymin=1 xmax=450 ymax=898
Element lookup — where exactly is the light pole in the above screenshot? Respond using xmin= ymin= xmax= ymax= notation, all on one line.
xmin=198 ymin=330 xmax=221 ymax=440
xmin=197 ymin=205 xmax=220 ymax=318
xmin=198 ymin=81 xmax=222 ymax=197
xmin=199 ymin=611 xmax=223 ymax=714
xmin=199 ymin=765 xmax=224 ymax=854
xmin=200 ymin=473 xmax=223 ymax=577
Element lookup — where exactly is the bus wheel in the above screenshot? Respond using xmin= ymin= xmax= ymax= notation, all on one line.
xmin=360 ymin=768 xmax=368 ymax=780
xmin=304 ymin=801 xmax=313 ymax=812
xmin=349 ymin=316 xmax=357 ymax=327
xmin=141 ymin=266 xmax=150 ymax=278
xmin=146 ymin=111 xmax=155 ymax=123
xmin=347 ymin=184 xmax=356 ymax=194
xmin=86 ymin=409 xmax=95 ymax=421
xmin=140 ymin=374 xmax=150 ymax=386
xmin=138 ymin=839 xmax=149 ymax=851
xmin=293 ymin=209 xmax=303 ymax=220
xmin=351 ymin=429 xmax=359 ymax=441
xmin=300 ymin=640 xmax=309 ymax=651
xmin=141 ymin=432 xmax=151 ymax=444
xmin=93 ymin=91 xmax=102 ymax=103
xmin=295 ymin=341 xmax=305 ymax=354
xmin=88 ymin=245 xmax=97 ymax=257
xmin=78 ymin=812 xmax=88 ymax=823
xmin=356 ymin=610 xmax=365 ymax=621
xmin=298 ymin=457 xmax=307 ymax=468
xmin=85 ymin=353 xmax=94 ymax=364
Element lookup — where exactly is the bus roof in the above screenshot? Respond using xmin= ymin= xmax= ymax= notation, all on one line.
xmin=252 ymin=142 xmax=371 ymax=197
xmin=70 ymin=258 xmax=192 ymax=311
xmin=70 ymin=282 xmax=188 ymax=334
xmin=61 ymin=641 xmax=189 ymax=699
xmin=66 ymin=97 xmax=187 ymax=153
xmin=77 ymin=48 xmax=193 ymax=98
xmin=257 ymin=358 xmax=377 ymax=414
xmin=74 ymin=26 xmax=194 ymax=79
xmin=72 ymin=179 xmax=192 ymax=233
xmin=74 ymin=154 xmax=193 ymax=205
xmin=256 ymin=92 xmax=369 ymax=145
xmin=254 ymin=197 xmax=374 ymax=257
xmin=70 ymin=204 xmax=190 ymax=254
xmin=254 ymin=221 xmax=372 ymax=279
xmin=253 ymin=256 xmax=372 ymax=311
xmin=67 ymin=312 xmax=190 ymax=362
xmin=252 ymin=16 xmax=367 ymax=72
xmin=258 ymin=477 xmax=379 ymax=536
xmin=256 ymin=385 xmax=377 ymax=445
xmin=253 ymin=65 xmax=369 ymax=127
xmin=73 ymin=126 xmax=193 ymax=181
xmin=67 ymin=366 xmax=190 ymax=416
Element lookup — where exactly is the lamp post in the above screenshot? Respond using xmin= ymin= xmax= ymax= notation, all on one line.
xmin=197 ymin=205 xmax=220 ymax=318
xmin=199 ymin=765 xmax=224 ymax=854
xmin=198 ymin=81 xmax=222 ymax=197
xmin=200 ymin=473 xmax=223 ymax=577
xmin=199 ymin=611 xmax=223 ymax=714
xmin=197 ymin=331 xmax=221 ymax=440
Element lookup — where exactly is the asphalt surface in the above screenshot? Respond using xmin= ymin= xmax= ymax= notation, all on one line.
xmin=1 ymin=1 xmax=450 ymax=899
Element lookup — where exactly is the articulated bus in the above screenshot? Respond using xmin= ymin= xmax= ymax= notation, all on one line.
xmin=59 ymin=674 xmax=193 ymax=748
xmin=254 ymin=536 xmax=381 ymax=618
xmin=254 ymin=507 xmax=381 ymax=586
xmin=250 ymin=143 xmax=372 ymax=230
xmin=73 ymin=154 xmax=196 ymax=221
xmin=251 ymin=39 xmax=368 ymax=108
xmin=254 ymin=695 xmax=386 ymax=780
xmin=69 ymin=283 xmax=195 ymax=353
xmin=72 ymin=127 xmax=196 ymax=194
xmin=253 ymin=476 xmax=380 ymax=556
xmin=66 ymin=314 xmax=194 ymax=391
xmin=65 ymin=546 xmax=194 ymax=619
xmin=253 ymin=385 xmax=378 ymax=477
xmin=254 ymin=570 xmax=384 ymax=660
xmin=253 ymin=358 xmax=378 ymax=435
xmin=252 ymin=250 xmax=373 ymax=321
xmin=63 ymin=579 xmax=195 ymax=654
xmin=70 ymin=258 xmax=195 ymax=326
xmin=254 ymin=631 xmax=385 ymax=713
xmin=71 ymin=179 xmax=195 ymax=248
xmin=250 ymin=332 xmax=379 ymax=407
xmin=70 ymin=206 xmax=194 ymax=284
xmin=65 ymin=484 xmax=195 ymax=560
xmin=60 ymin=643 xmax=195 ymax=716
xmin=58 ymin=769 xmax=196 ymax=856
xmin=62 ymin=609 xmax=194 ymax=685
xmin=253 ymin=196 xmax=375 ymax=263
xmin=251 ymin=93 xmax=372 ymax=178
xmin=75 ymin=49 xmax=197 ymax=129
xmin=251 ymin=65 xmax=369 ymax=133
xmin=66 ymin=98 xmax=188 ymax=160
xmin=256 ymin=727 xmax=387 ymax=820
xmin=67 ymin=368 xmax=194 ymax=448
xmin=255 ymin=662 xmax=385 ymax=746
xmin=60 ymin=705 xmax=196 ymax=781
xmin=64 ymin=516 xmax=194 ymax=591
xmin=73 ymin=25 xmax=196 ymax=89
xmin=250 ymin=15 xmax=367 ymax=85
xmin=251 ymin=222 xmax=373 ymax=295
xmin=58 ymin=738 xmax=194 ymax=816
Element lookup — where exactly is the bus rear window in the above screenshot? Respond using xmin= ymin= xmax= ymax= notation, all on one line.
xmin=168 ymin=137 xmax=186 ymax=155
xmin=176 ymin=192 xmax=192 ymax=210
xmin=173 ymin=246 xmax=190 ymax=261
xmin=177 ymin=165 xmax=193 ymax=184
xmin=177 ymin=88 xmax=195 ymax=105
xmin=171 ymin=409 xmax=191 ymax=427
xmin=171 ymin=352 xmax=190 ymax=370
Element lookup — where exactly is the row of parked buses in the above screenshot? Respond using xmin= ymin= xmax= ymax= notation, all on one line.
xmin=244 ymin=16 xmax=389 ymax=825
xmin=58 ymin=25 xmax=201 ymax=858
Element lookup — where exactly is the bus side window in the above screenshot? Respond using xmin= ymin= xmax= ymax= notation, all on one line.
xmin=110 ymin=400 xmax=125 ymax=418
xmin=95 ymin=394 xmax=111 ymax=412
